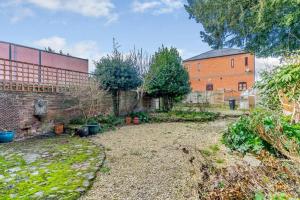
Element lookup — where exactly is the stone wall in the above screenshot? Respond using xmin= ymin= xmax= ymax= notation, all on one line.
xmin=0 ymin=90 xmax=152 ymax=139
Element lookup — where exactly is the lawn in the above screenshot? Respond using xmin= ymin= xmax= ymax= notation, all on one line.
xmin=0 ymin=135 xmax=104 ymax=200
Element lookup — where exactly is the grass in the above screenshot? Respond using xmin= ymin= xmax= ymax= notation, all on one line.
xmin=0 ymin=135 xmax=103 ymax=200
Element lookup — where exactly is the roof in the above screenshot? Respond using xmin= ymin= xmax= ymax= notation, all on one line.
xmin=183 ymin=48 xmax=247 ymax=62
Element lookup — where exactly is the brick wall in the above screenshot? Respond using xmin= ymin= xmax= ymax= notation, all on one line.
xmin=183 ymin=53 xmax=255 ymax=95
xmin=0 ymin=91 xmax=110 ymax=139
xmin=0 ymin=91 xmax=153 ymax=139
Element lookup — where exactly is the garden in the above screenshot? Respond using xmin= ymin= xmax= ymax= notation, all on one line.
xmin=1 ymin=1 xmax=300 ymax=198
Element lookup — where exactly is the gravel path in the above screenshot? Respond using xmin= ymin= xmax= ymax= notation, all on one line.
xmin=81 ymin=119 xmax=235 ymax=200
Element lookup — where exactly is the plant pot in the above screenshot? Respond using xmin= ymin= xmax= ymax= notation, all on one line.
xmin=76 ymin=127 xmax=89 ymax=137
xmin=54 ymin=123 xmax=64 ymax=135
xmin=0 ymin=131 xmax=15 ymax=143
xmin=133 ymin=117 xmax=139 ymax=125
xmin=87 ymin=124 xmax=100 ymax=135
xmin=125 ymin=116 xmax=132 ymax=125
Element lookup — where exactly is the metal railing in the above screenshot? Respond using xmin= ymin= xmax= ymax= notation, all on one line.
xmin=0 ymin=58 xmax=90 ymax=87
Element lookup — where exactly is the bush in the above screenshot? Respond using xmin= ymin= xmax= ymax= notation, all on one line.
xmin=95 ymin=114 xmax=124 ymax=132
xmin=223 ymin=117 xmax=265 ymax=154
xmin=69 ymin=116 xmax=86 ymax=125
xmin=149 ymin=111 xmax=219 ymax=123
xmin=86 ymin=118 xmax=98 ymax=125
xmin=223 ymin=109 xmax=300 ymax=159
xmin=97 ymin=115 xmax=124 ymax=127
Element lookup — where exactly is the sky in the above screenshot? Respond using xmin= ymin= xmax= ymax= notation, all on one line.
xmin=0 ymin=0 xmax=278 ymax=73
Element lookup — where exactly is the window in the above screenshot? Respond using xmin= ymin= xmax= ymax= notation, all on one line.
xmin=231 ymin=59 xmax=234 ymax=68
xmin=238 ymin=82 xmax=247 ymax=91
xmin=245 ymin=57 xmax=248 ymax=66
xmin=206 ymin=84 xmax=213 ymax=91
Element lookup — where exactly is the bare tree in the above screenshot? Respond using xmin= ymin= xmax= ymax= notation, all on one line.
xmin=129 ymin=48 xmax=152 ymax=111
xmin=130 ymin=47 xmax=152 ymax=79
xmin=63 ymin=78 xmax=106 ymax=121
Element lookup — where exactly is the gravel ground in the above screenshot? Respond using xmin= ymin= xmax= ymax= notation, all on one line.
xmin=82 ymin=119 xmax=236 ymax=200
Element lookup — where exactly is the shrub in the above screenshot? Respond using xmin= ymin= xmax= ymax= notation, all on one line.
xmin=86 ymin=118 xmax=98 ymax=125
xmin=223 ymin=109 xmax=300 ymax=160
xmin=69 ymin=116 xmax=86 ymax=125
xmin=223 ymin=117 xmax=265 ymax=154
xmin=96 ymin=114 xmax=124 ymax=127
xmin=94 ymin=114 xmax=124 ymax=132
xmin=149 ymin=111 xmax=219 ymax=123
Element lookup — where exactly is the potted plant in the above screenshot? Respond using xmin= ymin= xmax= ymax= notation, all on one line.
xmin=0 ymin=129 xmax=15 ymax=143
xmin=86 ymin=118 xmax=101 ymax=135
xmin=130 ymin=112 xmax=140 ymax=125
xmin=133 ymin=116 xmax=139 ymax=125
xmin=125 ymin=116 xmax=132 ymax=125
xmin=54 ymin=116 xmax=65 ymax=135
xmin=76 ymin=127 xmax=89 ymax=137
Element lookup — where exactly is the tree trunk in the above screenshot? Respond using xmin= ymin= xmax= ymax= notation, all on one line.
xmin=162 ymin=96 xmax=172 ymax=111
xmin=112 ymin=90 xmax=120 ymax=116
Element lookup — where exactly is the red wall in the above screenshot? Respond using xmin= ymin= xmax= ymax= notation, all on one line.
xmin=41 ymin=52 xmax=88 ymax=72
xmin=0 ymin=43 xmax=9 ymax=60
xmin=0 ymin=41 xmax=88 ymax=73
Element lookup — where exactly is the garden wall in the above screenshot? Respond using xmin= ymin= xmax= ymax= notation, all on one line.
xmin=0 ymin=91 xmax=153 ymax=139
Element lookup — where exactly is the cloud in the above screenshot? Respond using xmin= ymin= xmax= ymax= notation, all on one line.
xmin=34 ymin=36 xmax=106 ymax=72
xmin=1 ymin=0 xmax=118 ymax=23
xmin=132 ymin=1 xmax=161 ymax=13
xmin=131 ymin=0 xmax=183 ymax=15
xmin=34 ymin=37 xmax=67 ymax=51
xmin=10 ymin=7 xmax=34 ymax=23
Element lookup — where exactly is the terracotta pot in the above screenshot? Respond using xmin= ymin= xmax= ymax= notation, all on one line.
xmin=133 ymin=117 xmax=139 ymax=125
xmin=125 ymin=117 xmax=132 ymax=125
xmin=54 ymin=123 xmax=64 ymax=135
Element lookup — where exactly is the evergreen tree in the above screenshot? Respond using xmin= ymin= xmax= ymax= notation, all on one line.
xmin=185 ymin=0 xmax=300 ymax=56
xmin=95 ymin=40 xmax=142 ymax=116
xmin=144 ymin=46 xmax=190 ymax=111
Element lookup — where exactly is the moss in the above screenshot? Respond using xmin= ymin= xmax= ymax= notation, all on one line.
xmin=209 ymin=144 xmax=220 ymax=153
xmin=215 ymin=159 xmax=225 ymax=164
xmin=0 ymin=136 xmax=103 ymax=200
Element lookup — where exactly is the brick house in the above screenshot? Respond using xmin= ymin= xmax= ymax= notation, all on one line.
xmin=183 ymin=48 xmax=255 ymax=99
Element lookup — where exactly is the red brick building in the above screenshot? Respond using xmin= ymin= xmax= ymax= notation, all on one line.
xmin=183 ymin=48 xmax=255 ymax=97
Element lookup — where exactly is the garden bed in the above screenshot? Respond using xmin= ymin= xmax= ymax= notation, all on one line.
xmin=149 ymin=110 xmax=219 ymax=123
xmin=0 ymin=135 xmax=105 ymax=199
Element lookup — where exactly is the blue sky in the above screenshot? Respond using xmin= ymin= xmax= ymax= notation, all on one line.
xmin=0 ymin=0 xmax=213 ymax=71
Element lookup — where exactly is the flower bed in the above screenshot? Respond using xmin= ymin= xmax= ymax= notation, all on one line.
xmin=149 ymin=111 xmax=219 ymax=123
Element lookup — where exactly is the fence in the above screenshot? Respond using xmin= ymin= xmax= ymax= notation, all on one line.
xmin=0 ymin=58 xmax=90 ymax=92
xmin=184 ymin=90 xmax=240 ymax=105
